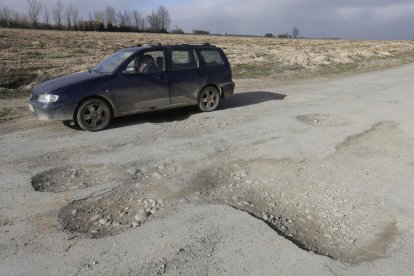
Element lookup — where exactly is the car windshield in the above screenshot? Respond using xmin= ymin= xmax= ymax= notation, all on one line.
xmin=91 ymin=51 xmax=135 ymax=74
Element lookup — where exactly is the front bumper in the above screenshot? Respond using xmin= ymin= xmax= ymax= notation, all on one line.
xmin=219 ymin=81 xmax=235 ymax=98
xmin=28 ymin=100 xmax=76 ymax=121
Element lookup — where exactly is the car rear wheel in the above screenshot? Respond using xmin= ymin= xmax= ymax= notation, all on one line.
xmin=76 ymin=98 xmax=112 ymax=131
xmin=198 ymin=86 xmax=220 ymax=112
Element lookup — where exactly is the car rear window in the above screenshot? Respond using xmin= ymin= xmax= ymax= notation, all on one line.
xmin=170 ymin=49 xmax=198 ymax=70
xmin=200 ymin=50 xmax=223 ymax=66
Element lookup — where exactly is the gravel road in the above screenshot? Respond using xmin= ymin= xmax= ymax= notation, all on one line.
xmin=1 ymin=64 xmax=414 ymax=275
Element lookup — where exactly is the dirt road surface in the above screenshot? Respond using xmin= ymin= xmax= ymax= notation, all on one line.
xmin=1 ymin=64 xmax=414 ymax=275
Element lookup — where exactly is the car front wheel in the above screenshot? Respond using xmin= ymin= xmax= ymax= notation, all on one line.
xmin=198 ymin=86 xmax=220 ymax=112
xmin=76 ymin=98 xmax=112 ymax=131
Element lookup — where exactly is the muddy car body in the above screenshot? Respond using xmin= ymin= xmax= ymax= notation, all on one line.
xmin=28 ymin=44 xmax=235 ymax=131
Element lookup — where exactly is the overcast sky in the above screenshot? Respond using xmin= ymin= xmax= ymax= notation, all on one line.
xmin=2 ymin=0 xmax=414 ymax=40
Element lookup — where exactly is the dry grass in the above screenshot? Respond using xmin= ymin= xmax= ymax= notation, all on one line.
xmin=1 ymin=28 xmax=414 ymax=98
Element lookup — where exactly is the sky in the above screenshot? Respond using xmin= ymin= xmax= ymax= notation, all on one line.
xmin=2 ymin=0 xmax=414 ymax=40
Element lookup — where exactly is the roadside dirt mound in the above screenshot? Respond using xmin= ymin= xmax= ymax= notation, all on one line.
xmin=31 ymin=165 xmax=126 ymax=192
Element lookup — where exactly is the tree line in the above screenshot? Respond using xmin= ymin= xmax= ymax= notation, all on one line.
xmin=0 ymin=0 xmax=171 ymax=33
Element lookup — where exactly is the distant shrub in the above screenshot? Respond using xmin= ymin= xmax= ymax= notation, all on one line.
xmin=278 ymin=33 xmax=292 ymax=38
xmin=264 ymin=33 xmax=274 ymax=38
xmin=192 ymin=29 xmax=210 ymax=35
xmin=171 ymin=26 xmax=185 ymax=34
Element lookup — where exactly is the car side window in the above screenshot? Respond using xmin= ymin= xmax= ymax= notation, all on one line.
xmin=170 ymin=49 xmax=199 ymax=71
xmin=200 ymin=50 xmax=223 ymax=66
xmin=126 ymin=50 xmax=165 ymax=74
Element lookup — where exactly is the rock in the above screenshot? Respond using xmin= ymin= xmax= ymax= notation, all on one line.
xmin=262 ymin=213 xmax=269 ymax=221
xmin=128 ymin=168 xmax=138 ymax=175
xmin=148 ymin=199 xmax=156 ymax=207
xmin=99 ymin=218 xmax=109 ymax=225
xmin=131 ymin=221 xmax=140 ymax=228
xmin=71 ymin=209 xmax=78 ymax=215
xmin=152 ymin=172 xmax=162 ymax=179
xmin=134 ymin=213 xmax=148 ymax=222
xmin=89 ymin=214 xmax=101 ymax=222
xmin=324 ymin=234 xmax=333 ymax=239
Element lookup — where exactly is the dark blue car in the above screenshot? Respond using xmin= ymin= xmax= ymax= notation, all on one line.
xmin=28 ymin=44 xmax=235 ymax=131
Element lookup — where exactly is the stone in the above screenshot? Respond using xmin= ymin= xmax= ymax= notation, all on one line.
xmin=134 ymin=213 xmax=148 ymax=222
xmin=89 ymin=214 xmax=101 ymax=222
xmin=128 ymin=168 xmax=138 ymax=175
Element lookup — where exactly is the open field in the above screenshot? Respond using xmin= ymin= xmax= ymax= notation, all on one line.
xmin=1 ymin=28 xmax=414 ymax=98
xmin=1 ymin=28 xmax=414 ymax=123
xmin=1 ymin=29 xmax=414 ymax=275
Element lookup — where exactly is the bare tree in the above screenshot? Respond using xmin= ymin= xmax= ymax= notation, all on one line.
xmin=65 ymin=4 xmax=72 ymax=29
xmin=104 ymin=5 xmax=116 ymax=27
xmin=132 ymin=10 xmax=145 ymax=31
xmin=93 ymin=11 xmax=104 ymax=24
xmin=117 ymin=10 xmax=132 ymax=28
xmin=12 ymin=10 xmax=29 ymax=26
xmin=53 ymin=0 xmax=64 ymax=28
xmin=146 ymin=10 xmax=160 ymax=32
xmin=64 ymin=3 xmax=78 ymax=29
xmin=293 ymin=26 xmax=300 ymax=38
xmin=157 ymin=6 xmax=170 ymax=32
xmin=26 ymin=0 xmax=42 ymax=26
xmin=0 ymin=6 xmax=12 ymax=26
xmin=71 ymin=6 xmax=78 ymax=29
xmin=147 ymin=6 xmax=171 ymax=32
xmin=43 ymin=5 xmax=49 ymax=25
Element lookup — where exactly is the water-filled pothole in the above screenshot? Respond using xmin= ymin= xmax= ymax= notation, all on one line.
xmin=31 ymin=165 xmax=126 ymax=192
xmin=297 ymin=114 xmax=351 ymax=127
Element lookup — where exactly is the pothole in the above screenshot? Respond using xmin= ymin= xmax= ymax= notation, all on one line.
xmin=31 ymin=165 xmax=126 ymax=192
xmin=58 ymin=187 xmax=169 ymax=239
xmin=189 ymin=159 xmax=400 ymax=263
xmin=58 ymin=162 xmax=183 ymax=238
xmin=297 ymin=114 xmax=351 ymax=126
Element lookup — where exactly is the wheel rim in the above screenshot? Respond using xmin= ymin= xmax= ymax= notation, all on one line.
xmin=201 ymin=89 xmax=219 ymax=110
xmin=81 ymin=103 xmax=109 ymax=129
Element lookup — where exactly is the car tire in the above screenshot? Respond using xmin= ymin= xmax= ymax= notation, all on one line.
xmin=197 ymin=86 xmax=220 ymax=112
xmin=76 ymin=98 xmax=112 ymax=131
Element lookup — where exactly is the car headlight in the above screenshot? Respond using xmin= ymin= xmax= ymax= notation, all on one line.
xmin=38 ymin=94 xmax=59 ymax=103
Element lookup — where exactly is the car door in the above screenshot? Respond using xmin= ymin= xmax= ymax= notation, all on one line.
xmin=167 ymin=48 xmax=204 ymax=104
xmin=111 ymin=50 xmax=169 ymax=112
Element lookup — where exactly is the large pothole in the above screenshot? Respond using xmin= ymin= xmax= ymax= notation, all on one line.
xmin=189 ymin=158 xmax=400 ymax=263
xmin=297 ymin=114 xmax=351 ymax=126
xmin=31 ymin=165 xmax=127 ymax=192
